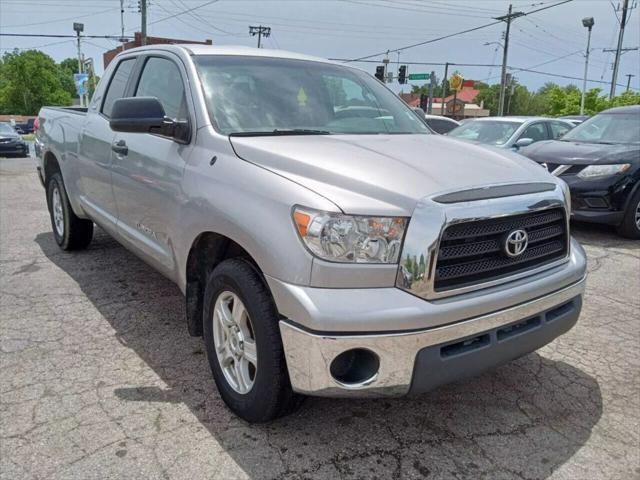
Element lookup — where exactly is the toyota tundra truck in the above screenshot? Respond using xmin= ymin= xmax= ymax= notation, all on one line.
xmin=35 ymin=45 xmax=587 ymax=423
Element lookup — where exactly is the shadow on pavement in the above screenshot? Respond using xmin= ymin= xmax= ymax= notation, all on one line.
xmin=36 ymin=228 xmax=603 ymax=479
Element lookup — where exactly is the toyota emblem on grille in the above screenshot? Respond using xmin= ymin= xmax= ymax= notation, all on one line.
xmin=504 ymin=229 xmax=528 ymax=257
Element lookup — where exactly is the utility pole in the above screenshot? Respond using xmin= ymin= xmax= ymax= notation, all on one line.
xmin=427 ymin=71 xmax=436 ymax=114
xmin=119 ymin=0 xmax=126 ymax=43
xmin=249 ymin=25 xmax=271 ymax=48
xmin=626 ymin=74 xmax=635 ymax=91
xmin=140 ymin=0 xmax=147 ymax=46
xmin=494 ymin=4 xmax=524 ymax=116
xmin=609 ymin=0 xmax=630 ymax=98
xmin=73 ymin=22 xmax=84 ymax=107
xmin=440 ymin=62 xmax=449 ymax=115
xmin=580 ymin=17 xmax=594 ymax=115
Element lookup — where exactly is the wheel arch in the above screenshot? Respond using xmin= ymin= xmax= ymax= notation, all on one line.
xmin=184 ymin=231 xmax=262 ymax=337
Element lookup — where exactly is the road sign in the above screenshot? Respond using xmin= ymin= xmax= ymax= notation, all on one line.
xmin=74 ymin=73 xmax=89 ymax=96
xmin=449 ymin=73 xmax=464 ymax=91
xmin=408 ymin=73 xmax=430 ymax=80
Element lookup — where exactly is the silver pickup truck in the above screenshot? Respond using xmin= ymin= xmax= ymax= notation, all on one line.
xmin=36 ymin=45 xmax=587 ymax=423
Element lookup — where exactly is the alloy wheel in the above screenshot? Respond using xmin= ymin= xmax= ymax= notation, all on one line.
xmin=52 ymin=186 xmax=64 ymax=237
xmin=212 ymin=291 xmax=257 ymax=394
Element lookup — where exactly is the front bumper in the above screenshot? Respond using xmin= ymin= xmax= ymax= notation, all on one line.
xmin=279 ymin=276 xmax=585 ymax=397
xmin=0 ymin=143 xmax=28 ymax=156
xmin=563 ymin=172 xmax=638 ymax=226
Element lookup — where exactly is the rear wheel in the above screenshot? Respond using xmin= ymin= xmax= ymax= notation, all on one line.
xmin=616 ymin=188 xmax=640 ymax=239
xmin=202 ymin=258 xmax=302 ymax=422
xmin=46 ymin=172 xmax=93 ymax=250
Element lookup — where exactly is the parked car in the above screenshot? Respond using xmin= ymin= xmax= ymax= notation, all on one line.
xmin=448 ymin=116 xmax=574 ymax=150
xmin=0 ymin=122 xmax=29 ymax=157
xmin=36 ymin=45 xmax=586 ymax=422
xmin=521 ymin=105 xmax=640 ymax=238
xmin=559 ymin=115 xmax=589 ymax=127
xmin=424 ymin=114 xmax=460 ymax=134
xmin=410 ymin=109 xmax=461 ymax=134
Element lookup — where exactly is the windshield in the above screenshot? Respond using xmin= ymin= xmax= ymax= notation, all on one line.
xmin=562 ymin=112 xmax=640 ymax=144
xmin=0 ymin=123 xmax=16 ymax=135
xmin=194 ymin=56 xmax=430 ymax=136
xmin=448 ymin=120 xmax=521 ymax=145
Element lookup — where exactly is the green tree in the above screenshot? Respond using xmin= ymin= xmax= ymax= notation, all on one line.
xmin=58 ymin=57 xmax=78 ymax=99
xmin=475 ymin=83 xmax=501 ymax=115
xmin=610 ymin=90 xmax=640 ymax=107
xmin=0 ymin=50 xmax=73 ymax=115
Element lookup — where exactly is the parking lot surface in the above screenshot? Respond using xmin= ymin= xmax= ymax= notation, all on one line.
xmin=1 ymin=157 xmax=638 ymax=480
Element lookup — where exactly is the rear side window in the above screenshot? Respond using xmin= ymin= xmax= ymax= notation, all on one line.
xmin=550 ymin=121 xmax=571 ymax=139
xmin=520 ymin=123 xmax=548 ymax=142
xmin=101 ymin=58 xmax=136 ymax=117
xmin=427 ymin=118 xmax=457 ymax=134
xmin=135 ymin=57 xmax=188 ymax=121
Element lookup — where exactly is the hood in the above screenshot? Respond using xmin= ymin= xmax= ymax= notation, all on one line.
xmin=230 ymin=134 xmax=555 ymax=216
xmin=521 ymin=139 xmax=640 ymax=165
xmin=0 ymin=132 xmax=19 ymax=140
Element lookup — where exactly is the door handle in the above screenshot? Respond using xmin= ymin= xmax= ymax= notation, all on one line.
xmin=111 ymin=139 xmax=128 ymax=156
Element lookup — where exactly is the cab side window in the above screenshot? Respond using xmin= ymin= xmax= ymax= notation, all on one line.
xmin=520 ymin=123 xmax=548 ymax=143
xmin=550 ymin=121 xmax=571 ymax=139
xmin=135 ymin=57 xmax=188 ymax=121
xmin=101 ymin=58 xmax=136 ymax=117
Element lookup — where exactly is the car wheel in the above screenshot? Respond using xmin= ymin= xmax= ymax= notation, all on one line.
xmin=202 ymin=258 xmax=303 ymax=422
xmin=616 ymin=188 xmax=640 ymax=239
xmin=46 ymin=172 xmax=94 ymax=250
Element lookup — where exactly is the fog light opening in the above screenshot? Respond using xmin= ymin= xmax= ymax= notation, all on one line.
xmin=329 ymin=348 xmax=380 ymax=387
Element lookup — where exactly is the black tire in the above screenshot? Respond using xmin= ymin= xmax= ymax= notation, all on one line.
xmin=202 ymin=258 xmax=303 ymax=422
xmin=616 ymin=188 xmax=640 ymax=239
xmin=46 ymin=172 xmax=94 ymax=250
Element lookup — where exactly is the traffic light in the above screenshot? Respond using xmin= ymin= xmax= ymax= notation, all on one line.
xmin=375 ymin=65 xmax=385 ymax=82
xmin=398 ymin=65 xmax=407 ymax=84
xmin=420 ymin=94 xmax=428 ymax=111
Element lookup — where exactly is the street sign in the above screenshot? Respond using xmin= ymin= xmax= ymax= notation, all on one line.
xmin=449 ymin=73 xmax=464 ymax=91
xmin=408 ymin=73 xmax=430 ymax=80
xmin=74 ymin=73 xmax=89 ymax=96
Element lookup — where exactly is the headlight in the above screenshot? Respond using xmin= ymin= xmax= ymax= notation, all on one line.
xmin=293 ymin=207 xmax=407 ymax=263
xmin=577 ymin=164 xmax=630 ymax=179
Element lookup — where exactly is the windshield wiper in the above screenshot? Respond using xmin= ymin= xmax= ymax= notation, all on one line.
xmin=230 ymin=129 xmax=331 ymax=137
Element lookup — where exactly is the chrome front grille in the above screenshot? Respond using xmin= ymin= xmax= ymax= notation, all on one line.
xmin=434 ymin=208 xmax=568 ymax=292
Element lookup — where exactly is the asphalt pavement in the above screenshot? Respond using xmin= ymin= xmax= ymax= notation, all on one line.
xmin=1 ymin=157 xmax=638 ymax=480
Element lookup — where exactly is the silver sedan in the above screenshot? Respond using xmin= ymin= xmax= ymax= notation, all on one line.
xmin=447 ymin=116 xmax=575 ymax=150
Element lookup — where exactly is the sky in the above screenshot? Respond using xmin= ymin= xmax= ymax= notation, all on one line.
xmin=1 ymin=0 xmax=639 ymax=96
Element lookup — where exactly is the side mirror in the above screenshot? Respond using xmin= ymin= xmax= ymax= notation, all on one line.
xmin=110 ymin=97 xmax=166 ymax=133
xmin=110 ymin=97 xmax=190 ymax=143
xmin=515 ymin=137 xmax=534 ymax=149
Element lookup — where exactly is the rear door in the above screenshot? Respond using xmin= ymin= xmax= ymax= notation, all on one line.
xmin=111 ymin=52 xmax=196 ymax=276
xmin=517 ymin=121 xmax=551 ymax=146
xmin=549 ymin=120 xmax=572 ymax=139
xmin=78 ymin=56 xmax=137 ymax=231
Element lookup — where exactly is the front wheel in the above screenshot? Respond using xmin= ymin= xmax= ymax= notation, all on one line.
xmin=616 ymin=188 xmax=640 ymax=239
xmin=46 ymin=172 xmax=93 ymax=250
xmin=202 ymin=259 xmax=303 ymax=422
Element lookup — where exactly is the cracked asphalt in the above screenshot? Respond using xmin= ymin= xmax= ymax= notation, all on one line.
xmin=1 ymin=157 xmax=639 ymax=480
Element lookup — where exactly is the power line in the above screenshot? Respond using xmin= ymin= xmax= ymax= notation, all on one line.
xmin=0 ymin=7 xmax=119 ymax=29
xmin=329 ymin=58 xmax=503 ymax=68
xmin=343 ymin=0 xmax=573 ymax=62
xmin=0 ymin=33 xmax=133 ymax=39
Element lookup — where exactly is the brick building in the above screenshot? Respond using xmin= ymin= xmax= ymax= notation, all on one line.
xmin=103 ymin=32 xmax=212 ymax=68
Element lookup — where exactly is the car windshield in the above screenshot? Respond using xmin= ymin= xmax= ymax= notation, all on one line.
xmin=194 ymin=56 xmax=430 ymax=136
xmin=0 ymin=124 xmax=16 ymax=135
xmin=561 ymin=112 xmax=640 ymax=144
xmin=447 ymin=120 xmax=521 ymax=145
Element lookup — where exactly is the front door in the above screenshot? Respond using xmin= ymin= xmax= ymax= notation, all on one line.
xmin=111 ymin=54 xmax=195 ymax=276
